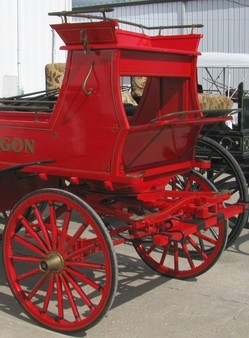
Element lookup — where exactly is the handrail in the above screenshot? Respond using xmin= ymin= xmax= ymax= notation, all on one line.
xmin=49 ymin=8 xmax=114 ymax=23
xmin=0 ymin=105 xmax=52 ymax=112
xmin=49 ymin=8 xmax=203 ymax=34
xmin=150 ymin=108 xmax=241 ymax=123
xmin=0 ymin=99 xmax=57 ymax=105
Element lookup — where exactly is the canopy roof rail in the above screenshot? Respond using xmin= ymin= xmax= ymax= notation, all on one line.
xmin=49 ymin=8 xmax=203 ymax=34
xmin=49 ymin=8 xmax=114 ymax=23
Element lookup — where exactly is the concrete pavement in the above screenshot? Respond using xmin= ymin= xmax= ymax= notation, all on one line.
xmin=0 ymin=228 xmax=249 ymax=338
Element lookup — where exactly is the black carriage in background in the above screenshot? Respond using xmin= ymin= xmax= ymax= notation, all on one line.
xmin=196 ymin=82 xmax=249 ymax=247
xmin=201 ymin=83 xmax=249 ymax=173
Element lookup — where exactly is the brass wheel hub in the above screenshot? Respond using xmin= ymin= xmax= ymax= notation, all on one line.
xmin=39 ymin=252 xmax=64 ymax=273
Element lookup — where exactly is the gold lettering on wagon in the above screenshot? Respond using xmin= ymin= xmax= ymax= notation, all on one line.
xmin=0 ymin=137 xmax=35 ymax=154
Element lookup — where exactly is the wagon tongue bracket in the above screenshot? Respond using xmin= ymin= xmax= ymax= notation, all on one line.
xmin=176 ymin=202 xmax=245 ymax=236
xmin=150 ymin=197 xmax=246 ymax=244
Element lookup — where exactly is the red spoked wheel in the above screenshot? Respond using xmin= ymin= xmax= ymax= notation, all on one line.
xmin=3 ymin=189 xmax=118 ymax=333
xmin=132 ymin=171 xmax=227 ymax=279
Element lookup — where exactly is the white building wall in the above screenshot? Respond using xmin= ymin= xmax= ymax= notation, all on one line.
xmin=185 ymin=0 xmax=249 ymax=53
xmin=2 ymin=1 xmax=248 ymax=96
xmin=184 ymin=0 xmax=249 ymax=93
xmin=0 ymin=1 xmax=18 ymax=96
xmin=103 ymin=0 xmax=249 ymax=53
xmin=101 ymin=0 xmax=249 ymax=92
xmin=0 ymin=0 xmax=71 ymax=97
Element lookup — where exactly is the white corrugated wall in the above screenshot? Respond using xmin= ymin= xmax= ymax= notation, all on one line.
xmin=102 ymin=0 xmax=249 ymax=53
xmin=0 ymin=0 xmax=71 ymax=96
xmin=0 ymin=1 xmax=18 ymax=96
xmin=2 ymin=1 xmax=248 ymax=95
xmin=101 ymin=0 xmax=249 ymax=92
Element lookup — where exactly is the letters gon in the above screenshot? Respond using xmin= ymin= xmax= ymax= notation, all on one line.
xmin=0 ymin=137 xmax=35 ymax=154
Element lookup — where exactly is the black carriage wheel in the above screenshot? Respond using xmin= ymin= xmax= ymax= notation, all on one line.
xmin=3 ymin=188 xmax=118 ymax=333
xmin=197 ymin=136 xmax=249 ymax=248
xmin=131 ymin=171 xmax=227 ymax=279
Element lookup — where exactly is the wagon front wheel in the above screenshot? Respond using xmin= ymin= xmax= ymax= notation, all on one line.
xmin=3 ymin=188 xmax=118 ymax=333
xmin=132 ymin=171 xmax=227 ymax=279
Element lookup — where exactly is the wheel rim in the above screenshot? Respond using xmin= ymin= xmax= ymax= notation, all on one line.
xmin=132 ymin=171 xmax=227 ymax=279
xmin=3 ymin=189 xmax=118 ymax=333
xmin=197 ymin=136 xmax=249 ymax=248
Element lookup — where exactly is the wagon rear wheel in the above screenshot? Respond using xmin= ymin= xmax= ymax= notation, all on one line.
xmin=197 ymin=136 xmax=249 ymax=248
xmin=3 ymin=188 xmax=118 ymax=333
xmin=132 ymin=171 xmax=227 ymax=279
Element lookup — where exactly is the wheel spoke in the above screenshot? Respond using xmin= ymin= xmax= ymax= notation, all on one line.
xmin=33 ymin=203 xmax=52 ymax=251
xmin=208 ymin=226 xmax=219 ymax=241
xmin=17 ymin=215 xmax=48 ymax=252
xmin=27 ymin=273 xmax=49 ymax=300
xmin=181 ymin=242 xmax=195 ymax=269
xmin=60 ymin=274 xmax=81 ymax=321
xmin=173 ymin=241 xmax=179 ymax=271
xmin=42 ymin=274 xmax=55 ymax=313
xmin=186 ymin=236 xmax=208 ymax=260
xmin=159 ymin=244 xmax=169 ymax=265
xmin=196 ymin=237 xmax=206 ymax=252
xmin=14 ymin=234 xmax=45 ymax=256
xmin=194 ymin=230 xmax=218 ymax=245
xmin=17 ymin=267 xmax=42 ymax=282
xmin=58 ymin=208 xmax=72 ymax=252
xmin=63 ymin=224 xmax=88 ymax=254
xmin=67 ymin=260 xmax=105 ymax=270
xmin=64 ymin=270 xmax=96 ymax=310
xmin=66 ymin=265 xmax=104 ymax=292
xmin=55 ymin=274 xmax=64 ymax=320
xmin=145 ymin=243 xmax=156 ymax=255
xmin=12 ymin=255 xmax=43 ymax=263
xmin=49 ymin=202 xmax=58 ymax=250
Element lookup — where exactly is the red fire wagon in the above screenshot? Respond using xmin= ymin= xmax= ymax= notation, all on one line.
xmin=0 ymin=9 xmax=247 ymax=333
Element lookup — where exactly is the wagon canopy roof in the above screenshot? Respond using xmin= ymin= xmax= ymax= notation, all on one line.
xmin=51 ymin=20 xmax=202 ymax=56
xmin=198 ymin=52 xmax=249 ymax=68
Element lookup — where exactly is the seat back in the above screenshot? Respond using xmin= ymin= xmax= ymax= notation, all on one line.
xmin=45 ymin=63 xmax=66 ymax=91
